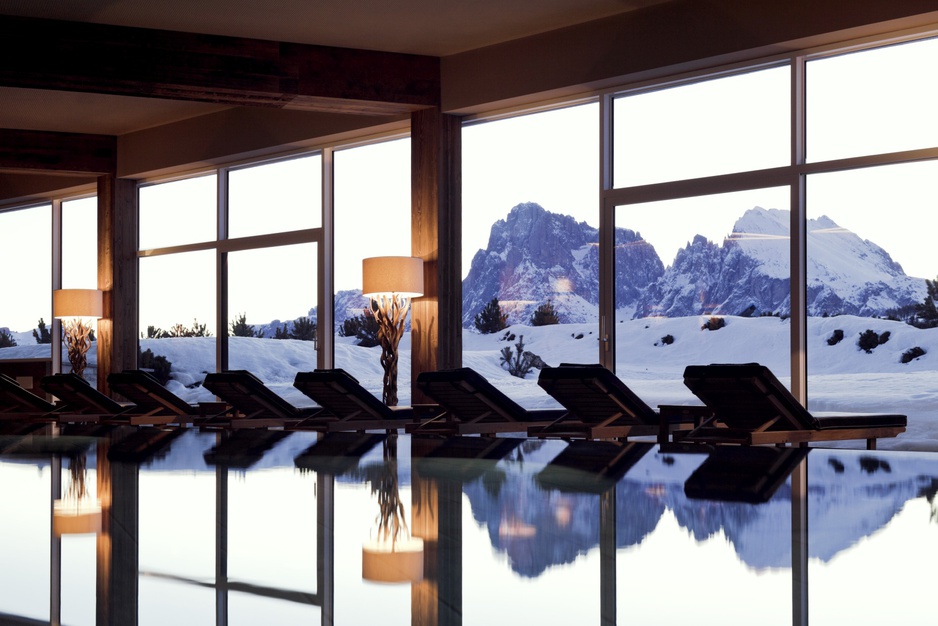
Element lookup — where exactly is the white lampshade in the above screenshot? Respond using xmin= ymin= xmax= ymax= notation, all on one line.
xmin=54 ymin=289 xmax=103 ymax=319
xmin=362 ymin=257 xmax=424 ymax=298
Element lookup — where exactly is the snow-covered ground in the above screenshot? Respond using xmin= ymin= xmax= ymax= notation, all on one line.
xmin=3 ymin=314 xmax=936 ymax=450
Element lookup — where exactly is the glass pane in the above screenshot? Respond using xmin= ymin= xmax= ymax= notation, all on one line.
xmin=228 ymin=242 xmax=318 ymax=405
xmin=228 ymin=154 xmax=322 ymax=238
xmin=62 ymin=197 xmax=97 ymax=289
xmin=615 ymin=187 xmax=790 ymax=407
xmin=613 ymin=67 xmax=790 ymax=187
xmin=461 ymin=104 xmax=599 ymax=408
xmin=139 ymin=174 xmax=217 ymax=250
xmin=807 ymin=37 xmax=938 ymax=162
xmin=139 ymin=250 xmax=215 ymax=399
xmin=334 ymin=138 xmax=411 ymax=403
xmin=806 ymin=162 xmax=938 ymax=423
xmin=0 ymin=205 xmax=51 ymax=359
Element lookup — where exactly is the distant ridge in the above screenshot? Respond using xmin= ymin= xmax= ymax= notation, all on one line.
xmin=461 ymin=203 xmax=926 ymax=326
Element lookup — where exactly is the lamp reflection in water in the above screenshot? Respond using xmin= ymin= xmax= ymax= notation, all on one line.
xmin=53 ymin=454 xmax=102 ymax=536
xmin=361 ymin=256 xmax=423 ymax=407
xmin=53 ymin=288 xmax=103 ymax=380
xmin=362 ymin=435 xmax=423 ymax=583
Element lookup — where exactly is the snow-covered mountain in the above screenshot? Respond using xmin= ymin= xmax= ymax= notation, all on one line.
xmin=463 ymin=203 xmax=926 ymax=325
xmin=462 ymin=202 xmax=664 ymax=326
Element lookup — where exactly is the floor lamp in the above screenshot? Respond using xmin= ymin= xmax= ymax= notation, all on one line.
xmin=362 ymin=256 xmax=423 ymax=406
xmin=54 ymin=288 xmax=103 ymax=379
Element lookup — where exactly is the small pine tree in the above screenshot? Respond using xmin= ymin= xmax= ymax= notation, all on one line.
xmin=914 ymin=276 xmax=938 ymax=328
xmin=499 ymin=335 xmax=535 ymax=379
xmin=190 ymin=318 xmax=210 ymax=337
xmin=273 ymin=324 xmax=290 ymax=339
xmin=530 ymin=300 xmax=559 ymax=326
xmin=901 ymin=346 xmax=926 ymax=363
xmin=138 ymin=347 xmax=172 ymax=385
xmin=143 ymin=325 xmax=169 ymax=339
xmin=290 ymin=316 xmax=317 ymax=341
xmin=32 ymin=318 xmax=52 ymax=344
xmin=701 ymin=316 xmax=726 ymax=331
xmin=0 ymin=328 xmax=16 ymax=348
xmin=474 ymin=298 xmax=508 ymax=334
xmin=229 ymin=312 xmax=259 ymax=337
xmin=858 ymin=329 xmax=880 ymax=353
xmin=168 ymin=318 xmax=211 ymax=338
xmin=355 ymin=310 xmax=380 ymax=347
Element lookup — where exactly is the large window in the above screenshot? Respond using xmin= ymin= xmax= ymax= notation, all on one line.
xmin=608 ymin=66 xmax=792 ymax=408
xmin=800 ymin=38 xmax=938 ymax=430
xmin=0 ymin=204 xmax=51 ymax=359
xmin=600 ymin=36 xmax=938 ymax=438
xmin=138 ymin=155 xmax=323 ymax=404
xmin=806 ymin=37 xmax=938 ymax=162
xmin=614 ymin=188 xmax=791 ymax=407
xmin=333 ymin=138 xmax=412 ymax=402
xmin=613 ymin=67 xmax=790 ymax=187
xmin=139 ymin=174 xmax=219 ymax=403
xmin=461 ymin=104 xmax=599 ymax=408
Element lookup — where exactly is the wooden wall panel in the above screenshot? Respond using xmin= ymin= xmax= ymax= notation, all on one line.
xmin=97 ymin=175 xmax=138 ymax=395
xmin=410 ymin=108 xmax=461 ymax=402
xmin=0 ymin=15 xmax=439 ymax=115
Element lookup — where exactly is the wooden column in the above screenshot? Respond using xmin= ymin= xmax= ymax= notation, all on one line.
xmin=411 ymin=108 xmax=461 ymax=402
xmin=97 ymin=175 xmax=138 ymax=395
xmin=97 ymin=442 xmax=140 ymax=626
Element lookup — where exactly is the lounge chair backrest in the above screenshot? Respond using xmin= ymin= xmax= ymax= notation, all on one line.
xmin=536 ymin=364 xmax=658 ymax=425
xmin=682 ymin=363 xmax=819 ymax=430
xmin=293 ymin=369 xmax=392 ymax=419
xmin=416 ymin=368 xmax=529 ymax=422
xmin=0 ymin=372 xmax=55 ymax=412
xmin=203 ymin=370 xmax=300 ymax=419
xmin=40 ymin=373 xmax=127 ymax=414
xmin=107 ymin=369 xmax=194 ymax=416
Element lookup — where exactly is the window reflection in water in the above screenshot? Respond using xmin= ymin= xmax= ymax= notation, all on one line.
xmin=1 ymin=431 xmax=937 ymax=625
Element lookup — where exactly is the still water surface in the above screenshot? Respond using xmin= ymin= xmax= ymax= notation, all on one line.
xmin=1 ymin=429 xmax=936 ymax=625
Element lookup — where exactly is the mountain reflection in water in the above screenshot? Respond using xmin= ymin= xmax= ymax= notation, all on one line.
xmin=1 ymin=428 xmax=936 ymax=626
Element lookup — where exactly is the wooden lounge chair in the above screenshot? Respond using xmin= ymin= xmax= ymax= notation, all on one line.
xmin=529 ymin=364 xmax=704 ymax=441
xmin=40 ymin=373 xmax=131 ymax=422
xmin=1 ymin=372 xmax=55 ymax=416
xmin=292 ymin=369 xmax=414 ymax=432
xmin=294 ymin=431 xmax=387 ymax=475
xmin=202 ymin=370 xmax=321 ymax=429
xmin=678 ymin=363 xmax=906 ymax=449
xmin=535 ymin=440 xmax=653 ymax=494
xmin=408 ymin=367 xmax=564 ymax=436
xmin=107 ymin=369 xmax=212 ymax=426
xmin=683 ymin=445 xmax=809 ymax=503
xmin=0 ymin=373 xmax=56 ymax=436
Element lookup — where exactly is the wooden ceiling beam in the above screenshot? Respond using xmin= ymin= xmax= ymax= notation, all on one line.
xmin=0 ymin=129 xmax=116 ymax=175
xmin=0 ymin=15 xmax=440 ymax=115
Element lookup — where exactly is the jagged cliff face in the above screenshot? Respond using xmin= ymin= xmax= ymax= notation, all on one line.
xmin=461 ymin=202 xmax=664 ymax=325
xmin=460 ymin=203 xmax=925 ymax=326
